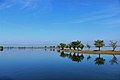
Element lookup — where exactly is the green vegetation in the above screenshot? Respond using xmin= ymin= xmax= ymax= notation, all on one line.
xmin=57 ymin=40 xmax=120 ymax=54
xmin=79 ymin=43 xmax=84 ymax=50
xmin=67 ymin=43 xmax=72 ymax=50
xmin=86 ymin=43 xmax=91 ymax=50
xmin=71 ymin=40 xmax=81 ymax=50
xmin=94 ymin=40 xmax=105 ymax=51
xmin=59 ymin=43 xmax=66 ymax=50
xmin=109 ymin=41 xmax=117 ymax=51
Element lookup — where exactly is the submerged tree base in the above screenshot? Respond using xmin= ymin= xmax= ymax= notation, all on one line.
xmin=61 ymin=49 xmax=120 ymax=55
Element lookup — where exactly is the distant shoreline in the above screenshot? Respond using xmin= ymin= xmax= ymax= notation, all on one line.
xmin=61 ymin=49 xmax=120 ymax=55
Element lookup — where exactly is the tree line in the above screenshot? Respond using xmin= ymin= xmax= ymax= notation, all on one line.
xmin=58 ymin=40 xmax=118 ymax=51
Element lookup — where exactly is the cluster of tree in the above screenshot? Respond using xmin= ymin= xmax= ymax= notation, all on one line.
xmin=58 ymin=40 xmax=118 ymax=51
xmin=59 ymin=40 xmax=85 ymax=50
xmin=44 ymin=46 xmax=56 ymax=48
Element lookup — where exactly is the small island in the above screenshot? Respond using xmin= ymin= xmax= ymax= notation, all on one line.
xmin=57 ymin=40 xmax=120 ymax=55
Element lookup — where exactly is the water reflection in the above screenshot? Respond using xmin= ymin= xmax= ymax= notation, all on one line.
xmin=60 ymin=52 xmax=119 ymax=65
xmin=94 ymin=54 xmax=105 ymax=65
xmin=60 ymin=52 xmax=84 ymax=63
xmin=0 ymin=47 xmax=3 ymax=51
xmin=87 ymin=55 xmax=91 ymax=61
xmin=0 ymin=76 xmax=14 ymax=80
xmin=109 ymin=54 xmax=118 ymax=65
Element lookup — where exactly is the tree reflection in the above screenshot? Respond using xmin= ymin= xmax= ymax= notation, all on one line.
xmin=60 ymin=51 xmax=68 ymax=58
xmin=94 ymin=54 xmax=105 ymax=65
xmin=109 ymin=54 xmax=118 ymax=65
xmin=60 ymin=52 xmax=84 ymax=62
xmin=87 ymin=55 xmax=91 ymax=61
xmin=57 ymin=50 xmax=61 ymax=53
xmin=59 ymin=52 xmax=120 ymax=65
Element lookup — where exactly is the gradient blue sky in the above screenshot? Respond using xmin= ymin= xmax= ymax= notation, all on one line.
xmin=0 ymin=0 xmax=120 ymax=45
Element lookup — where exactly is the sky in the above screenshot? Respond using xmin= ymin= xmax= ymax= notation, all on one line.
xmin=0 ymin=0 xmax=120 ymax=45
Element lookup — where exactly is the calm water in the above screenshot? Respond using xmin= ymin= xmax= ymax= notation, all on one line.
xmin=0 ymin=49 xmax=120 ymax=80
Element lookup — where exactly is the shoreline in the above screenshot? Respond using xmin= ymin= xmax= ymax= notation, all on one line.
xmin=61 ymin=49 xmax=120 ymax=55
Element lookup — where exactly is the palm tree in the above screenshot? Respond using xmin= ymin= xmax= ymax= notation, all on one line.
xmin=59 ymin=43 xmax=66 ymax=50
xmin=94 ymin=40 xmax=105 ymax=51
xmin=109 ymin=41 xmax=117 ymax=51
xmin=86 ymin=43 xmax=91 ymax=50
xmin=94 ymin=54 xmax=105 ymax=65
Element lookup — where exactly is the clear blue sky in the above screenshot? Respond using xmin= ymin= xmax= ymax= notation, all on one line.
xmin=0 ymin=0 xmax=120 ymax=45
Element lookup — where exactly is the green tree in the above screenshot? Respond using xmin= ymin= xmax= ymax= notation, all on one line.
xmin=109 ymin=41 xmax=117 ymax=51
xmin=94 ymin=40 xmax=105 ymax=51
xmin=57 ymin=45 xmax=60 ymax=49
xmin=79 ymin=43 xmax=84 ymax=50
xmin=59 ymin=43 xmax=66 ymax=50
xmin=86 ymin=43 xmax=91 ymax=50
xmin=67 ymin=43 xmax=72 ymax=50
xmin=44 ymin=46 xmax=47 ymax=48
xmin=71 ymin=41 xmax=81 ymax=50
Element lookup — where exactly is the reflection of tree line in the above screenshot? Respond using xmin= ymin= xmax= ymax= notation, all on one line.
xmin=60 ymin=51 xmax=119 ymax=65
xmin=0 ymin=47 xmax=56 ymax=52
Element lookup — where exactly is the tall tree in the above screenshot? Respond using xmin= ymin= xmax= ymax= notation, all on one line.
xmin=109 ymin=41 xmax=117 ymax=51
xmin=94 ymin=40 xmax=105 ymax=51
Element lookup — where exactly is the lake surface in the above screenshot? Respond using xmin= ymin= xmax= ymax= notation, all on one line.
xmin=0 ymin=49 xmax=120 ymax=80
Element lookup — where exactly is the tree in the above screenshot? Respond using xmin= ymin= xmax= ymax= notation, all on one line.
xmin=86 ymin=43 xmax=91 ymax=50
xmin=67 ymin=43 xmax=72 ymax=50
xmin=79 ymin=43 xmax=84 ymax=50
xmin=94 ymin=40 xmax=105 ymax=51
xmin=59 ymin=43 xmax=66 ymax=50
xmin=57 ymin=45 xmax=60 ymax=49
xmin=44 ymin=46 xmax=47 ymax=48
xmin=71 ymin=40 xmax=81 ymax=50
xmin=109 ymin=41 xmax=117 ymax=51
